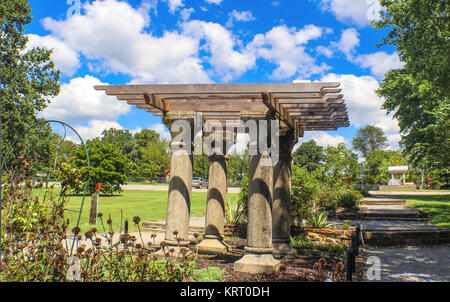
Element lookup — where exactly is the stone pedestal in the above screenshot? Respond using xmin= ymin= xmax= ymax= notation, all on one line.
xmin=234 ymin=151 xmax=280 ymax=274
xmin=272 ymin=131 xmax=297 ymax=259
xmin=197 ymin=154 xmax=230 ymax=254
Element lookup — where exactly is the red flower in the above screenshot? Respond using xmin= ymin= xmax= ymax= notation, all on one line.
xmin=95 ymin=182 xmax=103 ymax=192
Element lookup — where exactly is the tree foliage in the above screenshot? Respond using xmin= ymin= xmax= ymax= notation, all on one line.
xmin=292 ymin=140 xmax=325 ymax=172
xmin=351 ymin=125 xmax=388 ymax=159
xmin=374 ymin=0 xmax=450 ymax=173
xmin=74 ymin=139 xmax=127 ymax=194
xmin=1 ymin=0 xmax=60 ymax=159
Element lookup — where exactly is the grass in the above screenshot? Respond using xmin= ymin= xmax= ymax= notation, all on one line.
xmin=32 ymin=188 xmax=239 ymax=233
xmin=402 ymin=194 xmax=450 ymax=229
xmin=378 ymin=189 xmax=450 ymax=192
xmin=290 ymin=235 xmax=347 ymax=256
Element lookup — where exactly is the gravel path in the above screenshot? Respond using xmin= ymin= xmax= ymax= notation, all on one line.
xmin=361 ymin=245 xmax=450 ymax=282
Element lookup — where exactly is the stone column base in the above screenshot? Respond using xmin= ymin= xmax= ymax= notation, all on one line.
xmin=152 ymin=244 xmax=193 ymax=262
xmin=197 ymin=236 xmax=230 ymax=254
xmin=234 ymin=253 xmax=280 ymax=274
xmin=273 ymin=240 xmax=297 ymax=259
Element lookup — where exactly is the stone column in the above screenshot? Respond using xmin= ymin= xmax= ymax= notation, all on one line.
xmin=153 ymin=112 xmax=194 ymax=261
xmin=197 ymin=153 xmax=230 ymax=253
xmin=234 ymin=139 xmax=280 ymax=274
xmin=197 ymin=128 xmax=233 ymax=254
xmin=272 ymin=130 xmax=297 ymax=258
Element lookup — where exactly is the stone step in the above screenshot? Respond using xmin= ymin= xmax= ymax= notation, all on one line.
xmin=363 ymin=229 xmax=450 ymax=246
xmin=360 ymin=198 xmax=407 ymax=205
xmin=335 ymin=209 xmax=429 ymax=221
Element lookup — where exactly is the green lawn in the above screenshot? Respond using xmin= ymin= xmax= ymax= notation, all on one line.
xmin=33 ymin=189 xmax=239 ymax=233
xmin=402 ymin=195 xmax=450 ymax=229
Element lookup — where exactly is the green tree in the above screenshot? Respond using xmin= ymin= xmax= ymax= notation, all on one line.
xmin=227 ymin=151 xmax=249 ymax=185
xmin=374 ymin=0 xmax=449 ymax=172
xmin=292 ymin=140 xmax=325 ymax=172
xmin=375 ymin=0 xmax=449 ymax=96
xmin=193 ymin=154 xmax=209 ymax=179
xmin=1 ymin=0 xmax=60 ymax=159
xmin=101 ymin=128 xmax=136 ymax=158
xmin=74 ymin=139 xmax=127 ymax=194
xmin=323 ymin=143 xmax=360 ymax=182
xmin=352 ymin=125 xmax=388 ymax=159
xmin=364 ymin=150 xmax=408 ymax=184
xmin=140 ymin=139 xmax=170 ymax=179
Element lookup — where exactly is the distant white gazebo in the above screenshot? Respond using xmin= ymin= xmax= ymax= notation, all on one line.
xmin=387 ymin=165 xmax=409 ymax=186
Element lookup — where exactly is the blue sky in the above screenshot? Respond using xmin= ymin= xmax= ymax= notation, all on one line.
xmin=26 ymin=0 xmax=403 ymax=150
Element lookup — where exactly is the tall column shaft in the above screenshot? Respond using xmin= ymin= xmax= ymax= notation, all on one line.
xmin=197 ymin=154 xmax=230 ymax=254
xmin=204 ymin=154 xmax=227 ymax=237
xmin=246 ymin=152 xmax=274 ymax=250
xmin=234 ymin=146 xmax=280 ymax=274
xmin=272 ymin=131 xmax=297 ymax=258
xmin=164 ymin=143 xmax=193 ymax=245
xmin=153 ymin=112 xmax=195 ymax=261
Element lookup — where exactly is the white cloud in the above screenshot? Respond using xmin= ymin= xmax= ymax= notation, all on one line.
xmin=247 ymin=24 xmax=331 ymax=79
xmin=72 ymin=120 xmax=124 ymax=142
xmin=318 ymin=0 xmax=383 ymax=27
xmin=204 ymin=0 xmax=222 ymax=4
xmin=180 ymin=7 xmax=194 ymax=21
xmin=299 ymin=132 xmax=347 ymax=148
xmin=318 ymin=73 xmax=401 ymax=149
xmin=41 ymin=75 xmax=130 ymax=125
xmin=316 ymin=45 xmax=334 ymax=58
xmin=334 ymin=28 xmax=360 ymax=59
xmin=355 ymin=51 xmax=404 ymax=79
xmin=42 ymin=0 xmax=210 ymax=84
xmin=150 ymin=123 xmax=171 ymax=140
xmin=226 ymin=10 xmax=256 ymax=28
xmin=165 ymin=0 xmax=184 ymax=13
xmin=26 ymin=34 xmax=80 ymax=76
xmin=182 ymin=20 xmax=256 ymax=81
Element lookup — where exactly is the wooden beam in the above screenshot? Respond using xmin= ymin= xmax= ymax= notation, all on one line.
xmin=94 ymin=82 xmax=341 ymax=95
xmin=144 ymin=93 xmax=166 ymax=111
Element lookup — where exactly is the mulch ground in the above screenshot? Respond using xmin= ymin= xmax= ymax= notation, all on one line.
xmin=192 ymin=239 xmax=366 ymax=282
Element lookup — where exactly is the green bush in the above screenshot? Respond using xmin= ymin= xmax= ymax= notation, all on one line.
xmin=305 ymin=210 xmax=331 ymax=228
xmin=338 ymin=192 xmax=361 ymax=210
xmin=0 ymin=160 xmax=201 ymax=282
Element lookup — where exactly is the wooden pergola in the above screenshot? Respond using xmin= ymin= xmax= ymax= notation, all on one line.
xmin=95 ymin=82 xmax=350 ymax=274
xmin=95 ymin=82 xmax=349 ymax=137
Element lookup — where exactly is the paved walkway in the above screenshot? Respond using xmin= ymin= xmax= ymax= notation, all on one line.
xmin=362 ymin=245 xmax=450 ymax=282
xmin=354 ymin=192 xmax=450 ymax=282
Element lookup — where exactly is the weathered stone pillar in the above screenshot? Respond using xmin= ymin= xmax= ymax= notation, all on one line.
xmin=153 ymin=112 xmax=195 ymax=261
xmin=197 ymin=153 xmax=230 ymax=253
xmin=272 ymin=130 xmax=297 ymax=258
xmin=198 ymin=128 xmax=233 ymax=253
xmin=234 ymin=139 xmax=280 ymax=274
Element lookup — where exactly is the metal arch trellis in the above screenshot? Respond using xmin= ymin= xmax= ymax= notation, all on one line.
xmin=1 ymin=120 xmax=91 ymax=256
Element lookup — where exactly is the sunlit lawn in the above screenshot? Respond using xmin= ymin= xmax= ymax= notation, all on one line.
xmin=403 ymin=195 xmax=450 ymax=229
xmin=33 ymin=189 xmax=239 ymax=233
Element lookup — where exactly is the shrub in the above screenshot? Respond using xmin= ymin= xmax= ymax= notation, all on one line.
xmin=0 ymin=159 xmax=201 ymax=282
xmin=305 ymin=210 xmax=331 ymax=228
xmin=338 ymin=192 xmax=361 ymax=210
